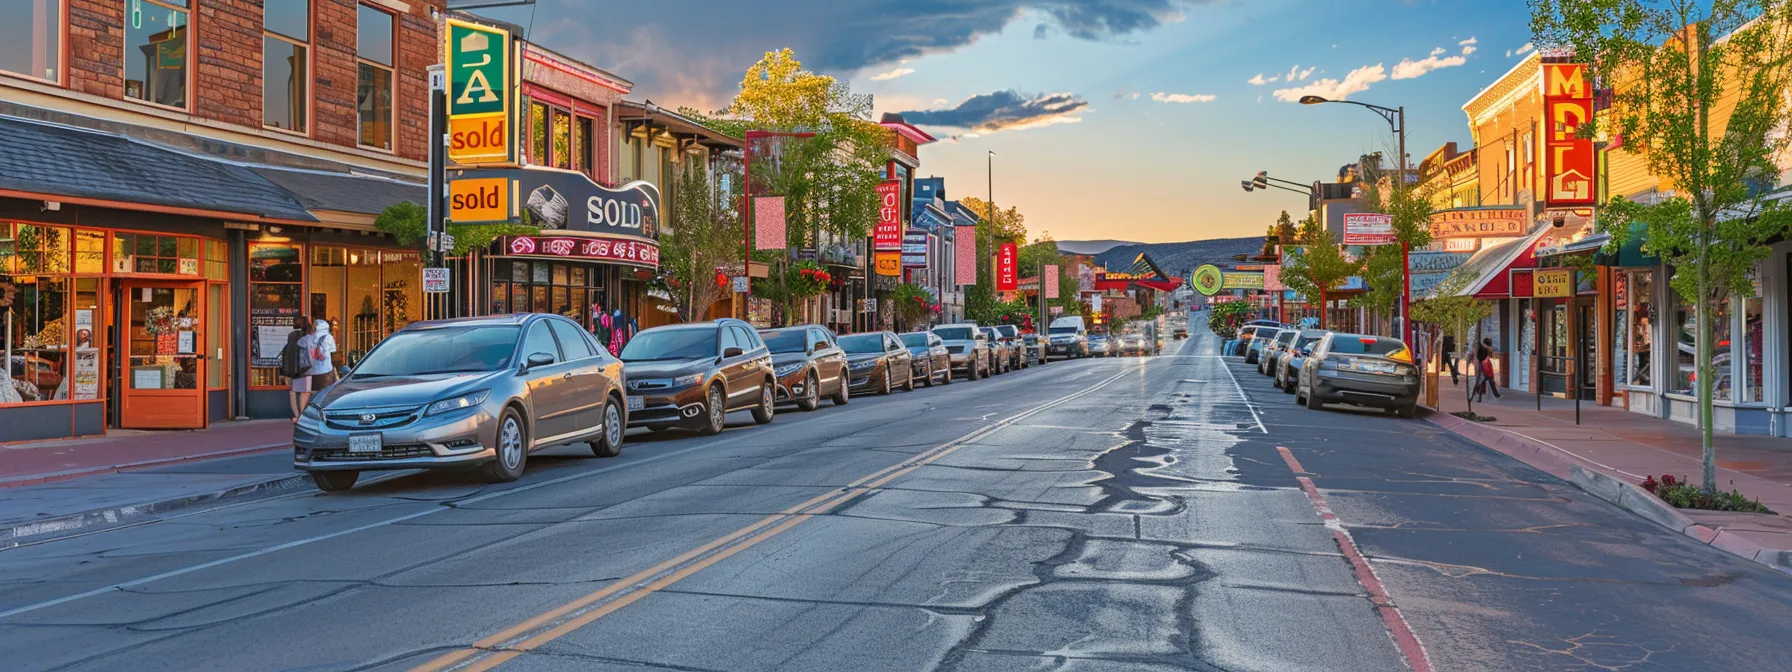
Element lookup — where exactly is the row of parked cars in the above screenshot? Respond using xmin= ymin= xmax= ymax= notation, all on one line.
xmin=1235 ymin=320 xmax=1420 ymax=419
xmin=291 ymin=314 xmax=1057 ymax=491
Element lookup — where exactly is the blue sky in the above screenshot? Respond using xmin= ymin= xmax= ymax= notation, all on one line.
xmin=483 ymin=0 xmax=1539 ymax=243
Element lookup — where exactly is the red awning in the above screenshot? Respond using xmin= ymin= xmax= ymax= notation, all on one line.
xmin=1435 ymin=224 xmax=1552 ymax=300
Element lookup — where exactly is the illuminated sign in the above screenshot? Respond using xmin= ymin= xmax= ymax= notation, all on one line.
xmin=445 ymin=19 xmax=513 ymax=165
xmin=502 ymin=235 xmax=660 ymax=268
xmin=873 ymin=181 xmax=902 ymax=251
xmin=448 ymin=177 xmax=510 ymax=223
xmin=1543 ymin=63 xmax=1596 ymax=207
xmin=996 ymin=242 xmax=1018 ymax=291
xmin=1192 ymin=264 xmax=1223 ymax=296
xmin=1430 ymin=207 xmax=1528 ymax=239
xmin=1343 ymin=213 xmax=1395 ymax=245
xmin=1534 ymin=269 xmax=1574 ymax=298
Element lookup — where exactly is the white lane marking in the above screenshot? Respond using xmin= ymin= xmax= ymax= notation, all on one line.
xmin=0 ymin=363 xmax=1128 ymax=621
xmin=1215 ymin=357 xmax=1269 ymax=434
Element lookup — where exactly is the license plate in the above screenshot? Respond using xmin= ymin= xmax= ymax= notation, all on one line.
xmin=1355 ymin=361 xmax=1397 ymax=374
xmin=627 ymin=395 xmax=644 ymax=411
xmin=348 ymin=433 xmax=382 ymax=453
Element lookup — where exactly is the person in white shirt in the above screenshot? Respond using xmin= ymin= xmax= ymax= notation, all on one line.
xmin=309 ymin=319 xmax=338 ymax=390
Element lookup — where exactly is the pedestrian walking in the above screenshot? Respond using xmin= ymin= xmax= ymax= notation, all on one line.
xmin=1442 ymin=333 xmax=1459 ymax=385
xmin=283 ymin=314 xmax=313 ymax=422
xmin=308 ymin=319 xmax=339 ymax=391
xmin=1473 ymin=337 xmax=1500 ymax=401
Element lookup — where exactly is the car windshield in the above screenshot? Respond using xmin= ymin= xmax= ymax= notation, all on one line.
xmin=934 ymin=327 xmax=975 ymax=341
xmin=1328 ymin=336 xmax=1404 ymax=356
xmin=620 ymin=328 xmax=718 ymax=362
xmin=1049 ymin=326 xmax=1078 ymax=335
xmin=838 ymin=334 xmax=885 ymax=354
xmin=899 ymin=333 xmax=930 ymax=348
xmin=352 ymin=326 xmax=519 ymax=377
xmin=761 ymin=330 xmax=808 ymax=354
xmin=1277 ymin=332 xmax=1298 ymax=345
xmin=1295 ymin=335 xmax=1323 ymax=349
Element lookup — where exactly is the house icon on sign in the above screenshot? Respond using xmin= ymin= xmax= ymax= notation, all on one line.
xmin=1553 ymin=169 xmax=1590 ymax=201
xmin=460 ymin=32 xmax=489 ymax=54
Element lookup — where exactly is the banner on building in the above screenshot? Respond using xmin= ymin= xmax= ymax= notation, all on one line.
xmin=445 ymin=18 xmax=514 ymax=165
xmin=754 ymin=196 xmax=786 ymax=250
xmin=1221 ymin=272 xmax=1264 ymax=290
xmin=1543 ymin=63 xmax=1596 ymax=207
xmin=1342 ymin=213 xmax=1395 ymax=245
xmin=874 ymin=181 xmax=902 ymax=250
xmin=1263 ymin=265 xmax=1284 ymax=291
xmin=502 ymin=235 xmax=660 ymax=269
xmin=954 ymin=225 xmax=977 ymax=284
xmin=450 ymin=167 xmax=661 ymax=239
xmin=1431 ymin=207 xmax=1527 ymax=239
xmin=1044 ymin=264 xmax=1060 ymax=299
xmin=996 ymin=242 xmax=1018 ymax=291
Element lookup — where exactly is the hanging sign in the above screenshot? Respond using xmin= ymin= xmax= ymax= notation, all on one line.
xmin=450 ymin=168 xmax=661 ymax=239
xmin=995 ymin=242 xmax=1018 ymax=291
xmin=1221 ymin=272 xmax=1264 ymax=290
xmin=1534 ymin=269 xmax=1574 ymax=298
xmin=1342 ymin=213 xmax=1396 ymax=245
xmin=873 ymin=181 xmax=902 ymax=250
xmin=1543 ymin=63 xmax=1596 ymax=207
xmin=423 ymin=268 xmax=452 ymax=293
xmin=449 ymin=177 xmax=511 ymax=223
xmin=1044 ymin=264 xmax=1060 ymax=299
xmin=503 ymin=235 xmax=660 ymax=268
xmin=1191 ymin=264 xmax=1223 ymax=296
xmin=875 ymin=251 xmax=901 ymax=276
xmin=445 ymin=18 xmax=514 ymax=165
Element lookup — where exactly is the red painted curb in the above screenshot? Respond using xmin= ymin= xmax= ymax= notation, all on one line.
xmin=1289 ymin=466 xmax=1433 ymax=671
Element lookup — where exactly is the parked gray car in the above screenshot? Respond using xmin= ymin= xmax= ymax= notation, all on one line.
xmin=900 ymin=331 xmax=952 ymax=387
xmin=1294 ymin=332 xmax=1419 ymax=418
xmin=293 ymin=314 xmax=627 ymax=492
xmin=933 ymin=323 xmax=992 ymax=379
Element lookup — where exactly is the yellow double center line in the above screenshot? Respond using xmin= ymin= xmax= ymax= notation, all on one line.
xmin=412 ymin=364 xmax=1141 ymax=672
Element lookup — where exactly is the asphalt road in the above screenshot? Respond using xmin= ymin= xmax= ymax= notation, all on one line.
xmin=4 ymin=325 xmax=1791 ymax=671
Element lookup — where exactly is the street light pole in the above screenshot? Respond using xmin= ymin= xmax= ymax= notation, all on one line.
xmin=1299 ymin=96 xmax=1412 ymax=353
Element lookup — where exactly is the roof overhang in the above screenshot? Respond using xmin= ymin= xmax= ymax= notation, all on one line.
xmin=616 ymin=102 xmax=743 ymax=150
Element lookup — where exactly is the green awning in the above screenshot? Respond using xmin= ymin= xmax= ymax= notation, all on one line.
xmin=1595 ymin=223 xmax=1660 ymax=267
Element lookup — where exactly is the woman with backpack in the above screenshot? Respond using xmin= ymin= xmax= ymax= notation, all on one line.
xmin=308 ymin=319 xmax=339 ymax=390
xmin=1473 ymin=337 xmax=1501 ymax=401
xmin=284 ymin=314 xmax=312 ymax=422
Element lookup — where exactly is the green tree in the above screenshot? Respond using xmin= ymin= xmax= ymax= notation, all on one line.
xmin=958 ymin=197 xmax=1027 ymax=323
xmin=1532 ymin=0 xmax=1792 ymax=491
xmin=661 ymin=158 xmax=744 ymax=322
xmin=1350 ymin=171 xmax=1436 ymax=331
xmin=1280 ymin=213 xmax=1359 ymax=328
xmin=1410 ymin=270 xmax=1495 ymax=365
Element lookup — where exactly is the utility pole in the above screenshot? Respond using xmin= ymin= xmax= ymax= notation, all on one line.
xmin=426 ymin=64 xmax=445 ymax=270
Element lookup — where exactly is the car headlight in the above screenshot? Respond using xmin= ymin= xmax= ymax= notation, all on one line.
xmin=301 ymin=404 xmax=323 ymax=420
xmin=673 ymin=373 xmax=703 ymax=388
xmin=426 ymin=390 xmax=491 ymax=416
xmin=775 ymin=363 xmax=803 ymax=376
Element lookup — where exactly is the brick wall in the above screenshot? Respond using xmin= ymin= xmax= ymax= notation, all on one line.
xmin=394 ymin=9 xmax=437 ymax=162
xmin=67 ymin=0 xmax=123 ymax=99
xmin=313 ymin=0 xmax=360 ymax=147
xmin=195 ymin=2 xmax=262 ymax=128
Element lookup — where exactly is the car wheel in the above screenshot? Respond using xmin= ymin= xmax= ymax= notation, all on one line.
xmin=480 ymin=409 xmax=528 ymax=483
xmin=924 ymin=363 xmax=935 ymax=387
xmin=797 ymin=371 xmax=821 ymax=411
xmin=831 ymin=375 xmax=851 ymax=405
xmin=589 ymin=397 xmax=624 ymax=458
xmin=880 ymin=365 xmax=893 ymax=395
xmin=1396 ymin=403 xmax=1417 ymax=419
xmin=751 ymin=381 xmax=775 ymax=425
xmin=699 ymin=385 xmax=726 ymax=436
xmin=1305 ymin=386 xmax=1325 ymax=411
xmin=940 ymin=362 xmax=952 ymax=385
xmin=904 ymin=366 xmax=916 ymax=391
xmin=310 ymin=470 xmax=359 ymax=493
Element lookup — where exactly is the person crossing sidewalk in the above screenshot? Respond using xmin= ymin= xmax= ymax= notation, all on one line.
xmin=1473 ymin=337 xmax=1500 ymax=401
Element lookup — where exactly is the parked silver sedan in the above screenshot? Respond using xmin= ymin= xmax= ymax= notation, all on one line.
xmin=294 ymin=314 xmax=627 ymax=492
xmin=900 ymin=331 xmax=952 ymax=387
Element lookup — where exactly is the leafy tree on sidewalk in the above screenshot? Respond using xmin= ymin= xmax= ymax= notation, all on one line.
xmin=1350 ymin=168 xmax=1435 ymax=333
xmin=1280 ymin=213 xmax=1359 ymax=328
xmin=1532 ymin=0 xmax=1792 ymax=491
xmin=662 ymin=158 xmax=744 ymax=322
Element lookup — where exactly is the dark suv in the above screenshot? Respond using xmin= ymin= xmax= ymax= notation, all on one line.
xmin=621 ymin=319 xmax=776 ymax=434
xmin=759 ymin=325 xmax=850 ymax=410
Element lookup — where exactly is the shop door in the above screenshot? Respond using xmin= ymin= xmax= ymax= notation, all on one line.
xmin=118 ymin=281 xmax=207 ymax=429
xmin=1577 ymin=299 xmax=1597 ymax=399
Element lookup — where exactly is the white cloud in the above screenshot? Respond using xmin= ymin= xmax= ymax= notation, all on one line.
xmin=1256 ymin=95 xmax=1263 ymax=102
xmin=1430 ymin=47 xmax=1446 ymax=57
xmin=1151 ymin=92 xmax=1217 ymax=103
xmin=1273 ymin=64 xmax=1387 ymax=102
xmin=1285 ymin=64 xmax=1300 ymax=82
xmin=1459 ymin=37 xmax=1477 ymax=46
xmin=1511 ymin=41 xmax=1534 ymax=58
xmin=933 ymin=98 xmax=949 ymax=106
xmin=1297 ymin=66 xmax=1315 ymax=80
xmin=1392 ymin=53 xmax=1467 ymax=79
xmin=1131 ymin=92 xmax=1141 ymax=100
xmin=1248 ymin=73 xmax=1277 ymax=85
xmin=869 ymin=67 xmax=915 ymax=81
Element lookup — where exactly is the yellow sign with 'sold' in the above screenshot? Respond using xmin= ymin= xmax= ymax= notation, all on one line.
xmin=445 ymin=19 xmax=513 ymax=165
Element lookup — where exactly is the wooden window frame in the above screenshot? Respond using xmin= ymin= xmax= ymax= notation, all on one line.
xmin=0 ymin=0 xmax=69 ymax=86
xmin=261 ymin=0 xmax=314 ymax=136
xmin=354 ymin=2 xmax=396 ymax=152
xmin=120 ymin=0 xmax=195 ymax=112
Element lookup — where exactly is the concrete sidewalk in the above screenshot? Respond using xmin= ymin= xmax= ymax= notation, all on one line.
xmin=1 ymin=421 xmax=302 ymax=548
xmin=1427 ymin=379 xmax=1792 ymax=574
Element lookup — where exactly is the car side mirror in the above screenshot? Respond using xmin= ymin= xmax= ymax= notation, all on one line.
xmin=525 ymin=352 xmax=556 ymax=370
xmin=723 ymin=346 xmax=745 ymax=358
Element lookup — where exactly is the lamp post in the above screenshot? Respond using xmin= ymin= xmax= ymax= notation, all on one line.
xmin=1299 ymin=95 xmax=1411 ymax=352
xmin=1241 ymin=171 xmax=1323 ymax=327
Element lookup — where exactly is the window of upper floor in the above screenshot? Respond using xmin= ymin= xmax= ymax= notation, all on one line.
xmin=264 ymin=0 xmax=312 ymax=134
xmin=357 ymin=3 xmax=394 ymax=151
xmin=125 ymin=0 xmax=190 ymax=110
xmin=1 ymin=0 xmax=61 ymax=83
xmin=525 ymin=92 xmax=599 ymax=181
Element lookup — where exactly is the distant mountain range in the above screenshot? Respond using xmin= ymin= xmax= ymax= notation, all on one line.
xmin=1059 ymin=236 xmax=1266 ymax=278
xmin=1054 ymin=239 xmax=1139 ymax=255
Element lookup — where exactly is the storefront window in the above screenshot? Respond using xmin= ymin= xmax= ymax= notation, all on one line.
xmin=308 ymin=247 xmax=420 ymax=368
xmin=1613 ymin=272 xmax=1628 ymax=388
xmin=114 ymin=232 xmax=201 ymax=275
xmin=2 ymin=273 xmax=70 ymax=403
xmin=1742 ymin=276 xmax=1763 ymax=403
xmin=491 ymin=259 xmax=603 ymax=327
xmin=1624 ymin=270 xmax=1654 ymax=388
xmin=248 ymin=243 xmax=303 ymax=387
xmin=1672 ymin=287 xmax=1733 ymax=400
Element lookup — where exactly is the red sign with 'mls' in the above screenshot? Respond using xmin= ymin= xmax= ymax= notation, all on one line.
xmin=996 ymin=242 xmax=1018 ymax=291
xmin=1543 ymin=63 xmax=1596 ymax=207
xmin=873 ymin=181 xmax=902 ymax=251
